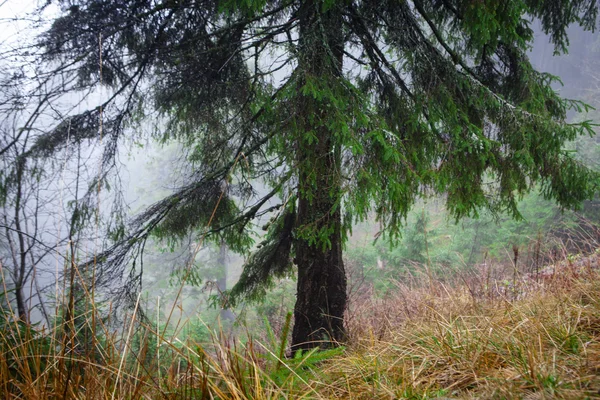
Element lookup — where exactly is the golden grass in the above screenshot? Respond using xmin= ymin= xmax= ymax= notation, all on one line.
xmin=328 ymin=254 xmax=600 ymax=399
xmin=343 ymin=300 xmax=599 ymax=398
xmin=2 ymin=252 xmax=600 ymax=399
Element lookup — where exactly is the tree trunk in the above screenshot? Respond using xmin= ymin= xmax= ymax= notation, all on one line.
xmin=15 ymin=285 xmax=28 ymax=324
xmin=291 ymin=0 xmax=347 ymax=353
xmin=292 ymin=198 xmax=347 ymax=351
xmin=14 ymin=159 xmax=29 ymax=324
xmin=217 ymin=240 xmax=234 ymax=322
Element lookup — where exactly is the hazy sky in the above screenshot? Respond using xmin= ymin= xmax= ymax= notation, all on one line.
xmin=0 ymin=1 xmax=40 ymax=39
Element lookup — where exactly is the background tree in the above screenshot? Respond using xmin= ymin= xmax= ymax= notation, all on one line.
xmin=0 ymin=4 xmax=124 ymax=329
xmin=0 ymin=111 xmax=49 ymax=324
xmin=0 ymin=66 xmax=68 ymax=325
xmin=0 ymin=78 xmax=103 ymax=330
xmin=38 ymin=0 xmax=598 ymax=351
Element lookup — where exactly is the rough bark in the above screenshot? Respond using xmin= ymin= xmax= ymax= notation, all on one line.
xmin=291 ymin=0 xmax=347 ymax=353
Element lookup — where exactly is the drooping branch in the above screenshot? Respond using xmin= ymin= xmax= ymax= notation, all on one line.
xmin=228 ymin=203 xmax=296 ymax=305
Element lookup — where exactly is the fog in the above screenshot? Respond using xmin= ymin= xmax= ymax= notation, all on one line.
xmin=1 ymin=2 xmax=598 ymax=328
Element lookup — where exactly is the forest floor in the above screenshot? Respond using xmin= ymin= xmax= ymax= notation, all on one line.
xmin=323 ymin=251 xmax=600 ymax=399
xmin=2 ymin=250 xmax=600 ymax=399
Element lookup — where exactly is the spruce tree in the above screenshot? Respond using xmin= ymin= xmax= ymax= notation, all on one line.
xmin=39 ymin=0 xmax=598 ymax=351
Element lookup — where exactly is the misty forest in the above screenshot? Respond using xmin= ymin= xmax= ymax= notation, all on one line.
xmin=1 ymin=0 xmax=600 ymax=398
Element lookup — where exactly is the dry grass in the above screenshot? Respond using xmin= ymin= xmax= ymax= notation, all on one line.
xmin=331 ymin=266 xmax=600 ymax=398
xmin=2 ymin=250 xmax=600 ymax=399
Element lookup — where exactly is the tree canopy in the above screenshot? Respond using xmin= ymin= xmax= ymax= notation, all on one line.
xmin=34 ymin=0 xmax=599 ymax=350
